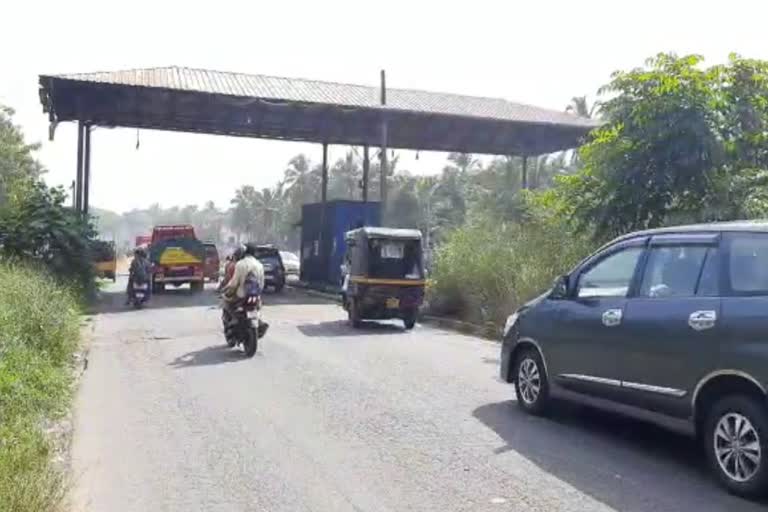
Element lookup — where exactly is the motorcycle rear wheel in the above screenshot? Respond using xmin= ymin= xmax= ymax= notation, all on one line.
xmin=242 ymin=327 xmax=258 ymax=358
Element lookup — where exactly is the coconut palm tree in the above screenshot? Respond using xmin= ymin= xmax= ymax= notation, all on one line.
xmin=254 ymin=186 xmax=283 ymax=241
xmin=566 ymin=96 xmax=600 ymax=119
xmin=446 ymin=152 xmax=479 ymax=174
xmin=283 ymin=154 xmax=312 ymax=203
xmin=230 ymin=185 xmax=260 ymax=240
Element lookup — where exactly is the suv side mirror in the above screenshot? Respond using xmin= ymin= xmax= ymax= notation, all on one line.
xmin=550 ymin=275 xmax=570 ymax=299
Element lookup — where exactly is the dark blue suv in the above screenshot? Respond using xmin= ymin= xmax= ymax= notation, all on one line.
xmin=500 ymin=221 xmax=768 ymax=498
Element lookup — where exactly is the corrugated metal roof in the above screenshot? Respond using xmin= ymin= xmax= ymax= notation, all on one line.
xmin=52 ymin=66 xmax=597 ymax=128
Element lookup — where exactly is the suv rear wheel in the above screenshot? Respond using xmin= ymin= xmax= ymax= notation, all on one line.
xmin=704 ymin=395 xmax=768 ymax=498
xmin=513 ymin=348 xmax=550 ymax=415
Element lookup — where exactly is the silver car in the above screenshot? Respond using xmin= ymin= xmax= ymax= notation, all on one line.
xmin=280 ymin=251 xmax=300 ymax=278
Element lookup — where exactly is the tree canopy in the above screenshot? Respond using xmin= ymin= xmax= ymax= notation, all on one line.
xmin=555 ymin=53 xmax=768 ymax=240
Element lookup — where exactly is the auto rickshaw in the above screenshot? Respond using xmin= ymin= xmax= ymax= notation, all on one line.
xmin=341 ymin=227 xmax=425 ymax=330
xmin=92 ymin=240 xmax=117 ymax=282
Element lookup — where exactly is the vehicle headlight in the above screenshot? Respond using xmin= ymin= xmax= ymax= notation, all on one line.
xmin=502 ymin=311 xmax=520 ymax=338
xmin=263 ymin=264 xmax=273 ymax=271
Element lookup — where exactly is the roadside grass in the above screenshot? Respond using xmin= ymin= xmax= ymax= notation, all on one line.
xmin=0 ymin=263 xmax=80 ymax=512
xmin=428 ymin=218 xmax=591 ymax=332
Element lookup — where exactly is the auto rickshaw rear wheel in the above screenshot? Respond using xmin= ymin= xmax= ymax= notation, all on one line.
xmin=403 ymin=310 xmax=417 ymax=330
xmin=348 ymin=298 xmax=362 ymax=328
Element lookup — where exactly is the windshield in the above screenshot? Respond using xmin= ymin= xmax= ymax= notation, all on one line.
xmin=367 ymin=239 xmax=423 ymax=279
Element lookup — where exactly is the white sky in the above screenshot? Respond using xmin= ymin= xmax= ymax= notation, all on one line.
xmin=1 ymin=0 xmax=766 ymax=213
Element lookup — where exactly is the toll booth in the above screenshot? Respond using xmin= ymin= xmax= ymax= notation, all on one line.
xmin=300 ymin=200 xmax=381 ymax=287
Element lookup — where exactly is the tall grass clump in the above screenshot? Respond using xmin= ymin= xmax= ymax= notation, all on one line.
xmin=0 ymin=262 xmax=80 ymax=512
xmin=428 ymin=216 xmax=591 ymax=331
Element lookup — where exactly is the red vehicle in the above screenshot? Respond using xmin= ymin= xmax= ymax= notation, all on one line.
xmin=135 ymin=235 xmax=151 ymax=247
xmin=203 ymin=243 xmax=220 ymax=282
xmin=149 ymin=225 xmax=206 ymax=293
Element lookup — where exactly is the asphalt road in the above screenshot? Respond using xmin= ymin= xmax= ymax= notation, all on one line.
xmin=71 ymin=279 xmax=765 ymax=512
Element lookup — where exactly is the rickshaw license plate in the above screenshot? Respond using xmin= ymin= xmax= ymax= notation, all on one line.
xmin=386 ymin=297 xmax=400 ymax=309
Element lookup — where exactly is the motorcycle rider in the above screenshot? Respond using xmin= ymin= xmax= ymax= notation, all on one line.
xmin=221 ymin=243 xmax=268 ymax=335
xmin=126 ymin=247 xmax=151 ymax=305
xmin=217 ymin=246 xmax=243 ymax=293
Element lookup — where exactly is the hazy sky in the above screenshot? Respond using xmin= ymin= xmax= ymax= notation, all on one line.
xmin=1 ymin=0 xmax=766 ymax=213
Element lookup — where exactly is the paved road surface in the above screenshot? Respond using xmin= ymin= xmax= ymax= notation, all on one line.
xmin=72 ymin=280 xmax=765 ymax=511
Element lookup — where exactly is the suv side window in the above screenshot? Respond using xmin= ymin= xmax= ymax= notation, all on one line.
xmin=728 ymin=234 xmax=768 ymax=295
xmin=639 ymin=246 xmax=710 ymax=297
xmin=577 ymin=247 xmax=644 ymax=298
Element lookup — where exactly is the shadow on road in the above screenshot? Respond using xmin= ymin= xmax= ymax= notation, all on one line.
xmin=297 ymin=319 xmax=406 ymax=338
xmin=472 ymin=399 xmax=766 ymax=512
xmin=266 ymin=289 xmax=335 ymax=306
xmin=168 ymin=344 xmax=257 ymax=368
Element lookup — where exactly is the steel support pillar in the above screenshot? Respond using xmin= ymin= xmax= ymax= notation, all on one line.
xmin=379 ymin=70 xmax=388 ymax=209
xmin=75 ymin=121 xmax=85 ymax=212
xmin=319 ymin=142 xmax=329 ymax=281
xmin=83 ymin=125 xmax=92 ymax=215
xmin=321 ymin=143 xmax=328 ymax=204
xmin=362 ymin=145 xmax=370 ymax=202
xmin=521 ymin=155 xmax=528 ymax=190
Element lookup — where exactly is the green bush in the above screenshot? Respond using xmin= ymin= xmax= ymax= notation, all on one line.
xmin=0 ymin=263 xmax=80 ymax=512
xmin=428 ymin=216 xmax=591 ymax=331
xmin=0 ymin=181 xmax=98 ymax=300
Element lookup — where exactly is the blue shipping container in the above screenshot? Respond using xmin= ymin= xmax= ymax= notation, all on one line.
xmin=300 ymin=200 xmax=381 ymax=286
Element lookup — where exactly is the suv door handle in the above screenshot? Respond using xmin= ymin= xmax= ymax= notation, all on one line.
xmin=689 ymin=310 xmax=717 ymax=331
xmin=602 ymin=308 xmax=623 ymax=327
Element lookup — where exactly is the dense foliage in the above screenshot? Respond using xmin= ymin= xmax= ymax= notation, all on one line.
xmin=555 ymin=54 xmax=768 ymax=240
xmin=428 ymin=207 xmax=591 ymax=330
xmin=0 ymin=107 xmax=97 ymax=297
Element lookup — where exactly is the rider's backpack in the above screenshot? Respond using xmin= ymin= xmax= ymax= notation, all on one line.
xmin=243 ymin=271 xmax=261 ymax=299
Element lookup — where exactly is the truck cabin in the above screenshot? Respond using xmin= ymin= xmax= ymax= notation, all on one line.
xmin=151 ymin=225 xmax=197 ymax=244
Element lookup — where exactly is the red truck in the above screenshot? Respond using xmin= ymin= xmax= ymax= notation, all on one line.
xmin=149 ymin=225 xmax=206 ymax=293
xmin=135 ymin=235 xmax=151 ymax=247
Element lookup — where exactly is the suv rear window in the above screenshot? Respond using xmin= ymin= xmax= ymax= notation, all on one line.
xmin=729 ymin=234 xmax=768 ymax=294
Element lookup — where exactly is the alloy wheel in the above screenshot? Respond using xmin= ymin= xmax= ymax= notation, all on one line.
xmin=714 ymin=412 xmax=762 ymax=483
xmin=518 ymin=358 xmax=541 ymax=405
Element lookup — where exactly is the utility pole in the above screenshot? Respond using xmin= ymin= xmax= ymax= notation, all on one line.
xmin=379 ymin=70 xmax=388 ymax=210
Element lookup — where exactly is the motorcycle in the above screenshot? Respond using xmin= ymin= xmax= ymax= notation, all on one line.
xmin=222 ymin=295 xmax=263 ymax=358
xmin=130 ymin=281 xmax=150 ymax=309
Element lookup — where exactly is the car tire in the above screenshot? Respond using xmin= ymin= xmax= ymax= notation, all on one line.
xmin=704 ymin=395 xmax=768 ymax=498
xmin=190 ymin=281 xmax=204 ymax=293
xmin=513 ymin=348 xmax=550 ymax=415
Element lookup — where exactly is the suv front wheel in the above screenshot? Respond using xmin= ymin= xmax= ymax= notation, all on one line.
xmin=513 ymin=348 xmax=550 ymax=415
xmin=704 ymin=395 xmax=768 ymax=498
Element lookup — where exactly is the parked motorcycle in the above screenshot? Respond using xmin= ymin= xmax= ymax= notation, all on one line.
xmin=130 ymin=281 xmax=150 ymax=309
xmin=222 ymin=296 xmax=262 ymax=357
